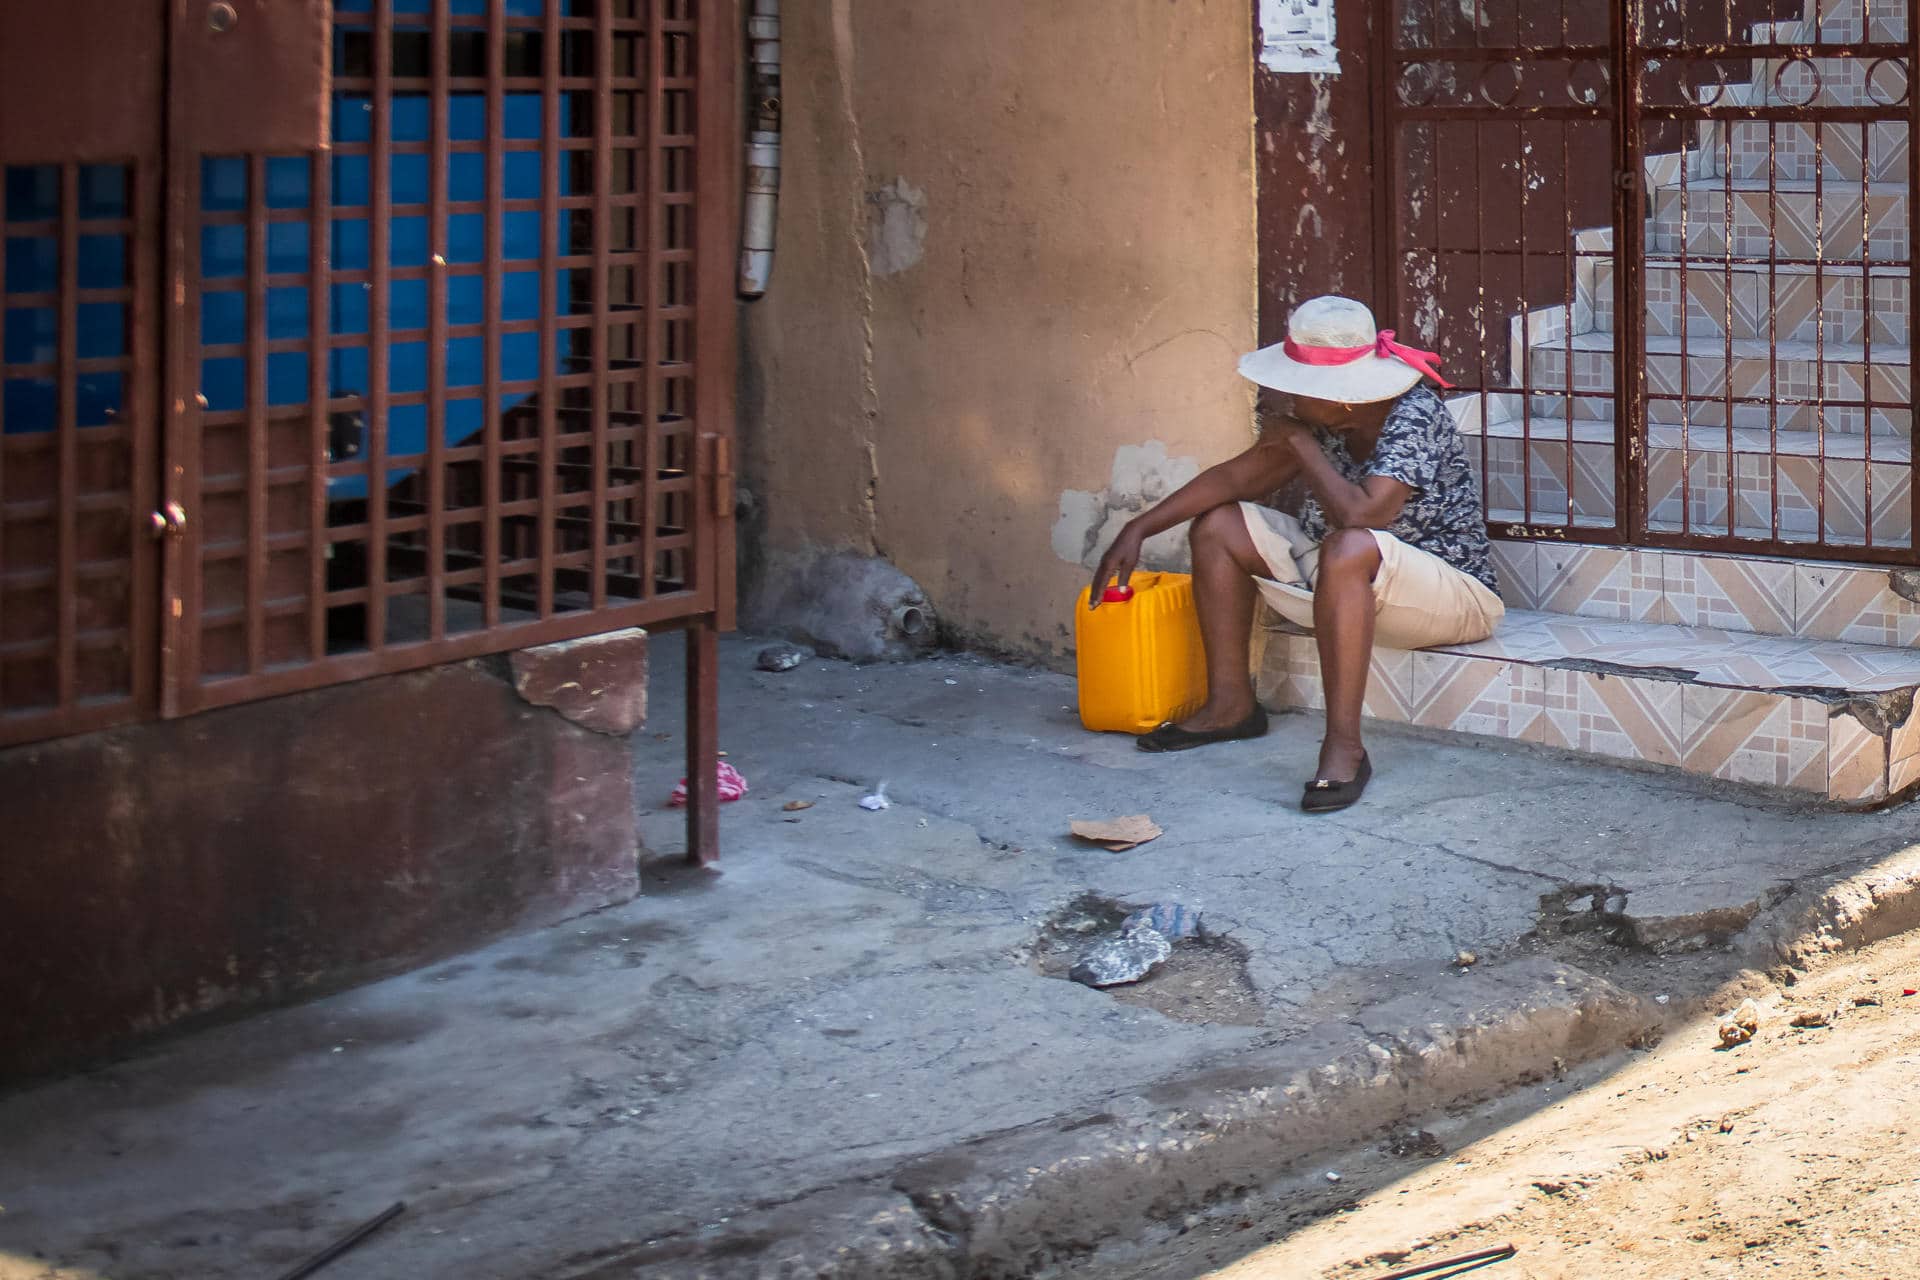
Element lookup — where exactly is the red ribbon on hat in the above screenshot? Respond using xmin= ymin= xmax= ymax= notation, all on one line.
xmin=1281 ymin=329 xmax=1455 ymax=389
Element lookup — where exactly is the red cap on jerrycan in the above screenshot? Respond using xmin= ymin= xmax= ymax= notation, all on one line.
xmin=1101 ymin=584 xmax=1135 ymax=603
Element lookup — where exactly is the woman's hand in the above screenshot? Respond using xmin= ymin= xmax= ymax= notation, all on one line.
xmin=1088 ymin=524 xmax=1145 ymax=610
xmin=1259 ymin=414 xmax=1315 ymax=456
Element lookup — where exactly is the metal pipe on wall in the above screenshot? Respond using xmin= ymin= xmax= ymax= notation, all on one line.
xmin=738 ymin=0 xmax=781 ymax=298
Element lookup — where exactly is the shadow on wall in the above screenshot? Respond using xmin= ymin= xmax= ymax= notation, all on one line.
xmin=1051 ymin=440 xmax=1207 ymax=578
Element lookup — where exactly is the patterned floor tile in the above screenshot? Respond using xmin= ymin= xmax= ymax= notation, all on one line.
xmin=1664 ymin=553 xmax=1797 ymax=635
xmin=1892 ymin=708 xmax=1920 ymax=773
xmin=1829 ymin=711 xmax=1890 ymax=802
xmin=1364 ymin=649 xmax=1418 ymax=724
xmin=1521 ymin=666 xmax=1686 ymax=766
xmin=1261 ymin=637 xmax=1419 ymax=724
xmin=1489 ymin=541 xmax=1539 ymax=610
xmin=1683 ymin=687 xmax=1828 ymax=791
xmin=1794 ymin=564 xmax=1920 ymax=646
xmin=1411 ymin=652 xmax=1515 ymax=737
xmin=1535 ymin=546 xmax=1672 ymax=622
xmin=1438 ymin=609 xmax=1920 ymax=693
xmin=1259 ymin=635 xmax=1324 ymax=711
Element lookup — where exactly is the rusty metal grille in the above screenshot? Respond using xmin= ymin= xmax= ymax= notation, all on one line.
xmin=1379 ymin=0 xmax=1626 ymax=543
xmin=0 ymin=0 xmax=734 ymax=750
xmin=1 ymin=161 xmax=159 ymax=746
xmin=1379 ymin=0 xmax=1916 ymax=562
xmin=1630 ymin=0 xmax=1914 ymax=556
xmin=165 ymin=0 xmax=724 ymax=716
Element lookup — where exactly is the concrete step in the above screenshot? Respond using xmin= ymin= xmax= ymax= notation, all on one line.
xmin=1648 ymin=178 xmax=1909 ymax=260
xmin=1520 ymin=332 xmax=1913 ymax=429
xmin=1485 ymin=541 xmax=1920 ymax=644
xmin=1724 ymin=119 xmax=1910 ymax=185
xmin=1752 ymin=8 xmax=1909 ymax=42
xmin=1744 ymin=53 xmax=1912 ymax=110
xmin=1576 ymin=258 xmax=1911 ymax=345
xmin=1258 ymin=602 xmax=1920 ymax=803
xmin=1664 ymin=52 xmax=1911 ymax=112
xmin=1459 ymin=418 xmax=1913 ymax=548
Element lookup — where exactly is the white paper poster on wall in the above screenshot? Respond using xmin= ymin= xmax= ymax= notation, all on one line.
xmin=1259 ymin=0 xmax=1338 ymax=75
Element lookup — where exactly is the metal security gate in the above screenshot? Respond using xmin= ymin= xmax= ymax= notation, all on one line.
xmin=2 ymin=0 xmax=736 ymax=854
xmin=1376 ymin=0 xmax=1916 ymax=562
xmin=0 ymin=4 xmax=168 ymax=747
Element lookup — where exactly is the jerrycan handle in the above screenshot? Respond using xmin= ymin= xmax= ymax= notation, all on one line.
xmin=1101 ymin=584 xmax=1135 ymax=603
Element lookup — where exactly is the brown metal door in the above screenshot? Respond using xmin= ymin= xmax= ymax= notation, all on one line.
xmin=1373 ymin=0 xmax=1628 ymax=545
xmin=0 ymin=3 xmax=166 ymax=746
xmin=159 ymin=0 xmax=738 ymax=717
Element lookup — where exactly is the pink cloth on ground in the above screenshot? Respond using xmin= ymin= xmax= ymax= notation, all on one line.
xmin=670 ymin=760 xmax=748 ymax=807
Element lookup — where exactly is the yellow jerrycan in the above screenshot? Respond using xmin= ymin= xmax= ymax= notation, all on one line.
xmin=1074 ymin=571 xmax=1209 ymax=734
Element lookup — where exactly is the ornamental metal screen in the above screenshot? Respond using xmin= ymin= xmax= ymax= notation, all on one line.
xmin=1378 ymin=0 xmax=1915 ymax=560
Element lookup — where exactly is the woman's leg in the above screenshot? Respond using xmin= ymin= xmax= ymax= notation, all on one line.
xmin=1179 ymin=504 xmax=1267 ymax=730
xmin=1311 ymin=527 xmax=1382 ymax=780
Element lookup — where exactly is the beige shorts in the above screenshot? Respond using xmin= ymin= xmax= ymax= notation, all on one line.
xmin=1239 ymin=502 xmax=1504 ymax=650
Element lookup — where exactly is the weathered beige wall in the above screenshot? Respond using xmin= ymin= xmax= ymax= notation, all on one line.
xmin=739 ymin=0 xmax=1257 ymax=659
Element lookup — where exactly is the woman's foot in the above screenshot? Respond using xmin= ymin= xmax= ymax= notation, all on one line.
xmin=1314 ymin=736 xmax=1368 ymax=783
xmin=1136 ymin=703 xmax=1269 ymax=753
xmin=1302 ymin=751 xmax=1371 ymax=813
xmin=1174 ymin=697 xmax=1258 ymax=734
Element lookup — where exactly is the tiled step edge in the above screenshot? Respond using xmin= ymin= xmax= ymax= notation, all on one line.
xmin=1490 ymin=541 xmax=1920 ymax=647
xmin=1255 ymin=629 xmax=1916 ymax=803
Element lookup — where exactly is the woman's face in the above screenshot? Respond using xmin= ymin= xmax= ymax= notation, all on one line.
xmin=1289 ymin=395 xmax=1355 ymax=431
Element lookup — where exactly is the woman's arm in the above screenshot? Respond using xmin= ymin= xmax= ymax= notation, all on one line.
xmin=1273 ymin=422 xmax=1412 ymax=530
xmin=1087 ymin=436 xmax=1301 ymax=607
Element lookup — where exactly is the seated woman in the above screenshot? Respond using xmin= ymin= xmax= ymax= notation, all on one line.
xmin=1088 ymin=295 xmax=1502 ymax=813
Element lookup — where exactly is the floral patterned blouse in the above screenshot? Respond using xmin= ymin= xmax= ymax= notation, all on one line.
xmin=1297 ymin=386 xmax=1499 ymax=593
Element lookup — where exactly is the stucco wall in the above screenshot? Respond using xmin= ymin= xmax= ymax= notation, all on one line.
xmin=738 ymin=0 xmax=1258 ymax=659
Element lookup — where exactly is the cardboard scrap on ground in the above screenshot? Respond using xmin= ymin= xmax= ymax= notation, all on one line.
xmin=1070 ymin=814 xmax=1163 ymax=853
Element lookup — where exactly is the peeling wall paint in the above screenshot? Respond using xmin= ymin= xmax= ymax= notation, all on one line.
xmin=1051 ymin=441 xmax=1204 ymax=576
xmin=866 ymin=177 xmax=927 ymax=277
xmin=1255 ymin=0 xmax=1369 ymax=345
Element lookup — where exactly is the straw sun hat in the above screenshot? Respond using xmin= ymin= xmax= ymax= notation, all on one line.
xmin=1238 ymin=295 xmax=1453 ymax=405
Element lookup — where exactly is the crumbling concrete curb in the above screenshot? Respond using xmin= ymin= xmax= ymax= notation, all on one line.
xmin=510 ymin=628 xmax=650 ymax=735
xmin=569 ymin=957 xmax=1655 ymax=1279
xmin=557 ymin=1187 xmax=960 ymax=1280
xmin=1740 ymin=844 xmax=1920 ymax=971
xmin=1614 ymin=884 xmax=1796 ymax=953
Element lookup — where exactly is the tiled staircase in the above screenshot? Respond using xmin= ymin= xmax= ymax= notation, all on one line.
xmin=1259 ymin=545 xmax=1920 ymax=802
xmin=1259 ymin=3 xmax=1920 ymax=803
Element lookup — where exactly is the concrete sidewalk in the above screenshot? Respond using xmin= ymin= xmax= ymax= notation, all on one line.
xmin=4 ymin=638 xmax=1919 ymax=1279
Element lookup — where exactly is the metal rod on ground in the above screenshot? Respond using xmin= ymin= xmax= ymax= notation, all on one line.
xmin=271 ymin=1202 xmax=406 ymax=1280
xmin=1369 ymin=1244 xmax=1517 ymax=1280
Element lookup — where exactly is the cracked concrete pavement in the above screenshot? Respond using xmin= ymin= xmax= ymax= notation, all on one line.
xmin=4 ymin=638 xmax=1920 ymax=1279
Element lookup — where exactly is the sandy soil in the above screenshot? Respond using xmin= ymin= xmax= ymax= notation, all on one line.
xmin=1086 ymin=928 xmax=1920 ymax=1280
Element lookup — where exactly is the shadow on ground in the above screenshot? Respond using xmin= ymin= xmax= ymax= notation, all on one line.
xmin=2 ymin=636 xmax=1918 ymax=1279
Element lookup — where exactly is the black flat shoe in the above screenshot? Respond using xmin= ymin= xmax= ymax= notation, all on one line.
xmin=1301 ymin=752 xmax=1371 ymax=813
xmin=1135 ymin=705 xmax=1269 ymax=753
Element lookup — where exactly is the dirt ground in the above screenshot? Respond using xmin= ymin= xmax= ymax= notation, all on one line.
xmin=1073 ymin=927 xmax=1920 ymax=1280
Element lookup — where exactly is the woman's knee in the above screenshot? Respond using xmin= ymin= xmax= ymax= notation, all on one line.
xmin=1318 ymin=527 xmax=1382 ymax=579
xmin=1188 ymin=503 xmax=1244 ymax=549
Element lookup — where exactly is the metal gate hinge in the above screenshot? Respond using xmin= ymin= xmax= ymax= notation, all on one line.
xmin=1613 ymin=170 xmax=1638 ymax=191
xmin=706 ymin=435 xmax=734 ymax=514
xmin=148 ymin=502 xmax=188 ymax=539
